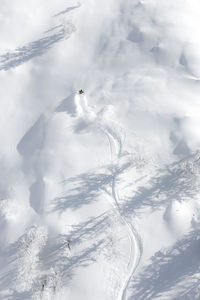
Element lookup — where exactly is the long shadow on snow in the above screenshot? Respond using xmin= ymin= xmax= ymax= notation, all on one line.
xmin=54 ymin=3 xmax=81 ymax=17
xmin=127 ymin=229 xmax=200 ymax=300
xmin=123 ymin=154 xmax=200 ymax=216
xmin=42 ymin=213 xmax=111 ymax=284
xmin=0 ymin=23 xmax=75 ymax=71
xmin=0 ymin=241 xmax=21 ymax=292
xmin=52 ymin=172 xmax=113 ymax=213
xmin=52 ymin=160 xmax=132 ymax=213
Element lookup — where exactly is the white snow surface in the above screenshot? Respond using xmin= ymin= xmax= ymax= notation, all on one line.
xmin=1 ymin=0 xmax=200 ymax=299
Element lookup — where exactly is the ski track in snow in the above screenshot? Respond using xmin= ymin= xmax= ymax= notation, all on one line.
xmin=6 ymin=92 xmax=143 ymax=299
xmin=56 ymin=93 xmax=143 ymax=299
xmin=101 ymin=122 xmax=143 ymax=300
xmin=53 ymin=93 xmax=142 ymax=299
xmin=2 ymin=1 xmax=200 ymax=298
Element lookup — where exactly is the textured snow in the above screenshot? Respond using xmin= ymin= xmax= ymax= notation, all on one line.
xmin=1 ymin=0 xmax=200 ymax=299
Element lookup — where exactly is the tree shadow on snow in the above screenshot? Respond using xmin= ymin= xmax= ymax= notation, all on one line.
xmin=52 ymin=159 xmax=132 ymax=213
xmin=128 ymin=229 xmax=200 ymax=300
xmin=123 ymin=154 xmax=200 ymax=217
xmin=54 ymin=3 xmax=81 ymax=17
xmin=41 ymin=213 xmax=110 ymax=284
xmin=52 ymin=171 xmax=114 ymax=212
xmin=0 ymin=23 xmax=75 ymax=71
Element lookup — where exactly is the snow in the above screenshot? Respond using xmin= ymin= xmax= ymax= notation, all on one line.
xmin=1 ymin=0 xmax=200 ymax=299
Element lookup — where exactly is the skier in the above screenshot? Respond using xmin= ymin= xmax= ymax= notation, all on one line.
xmin=42 ymin=279 xmax=47 ymax=291
xmin=66 ymin=240 xmax=71 ymax=251
xmin=75 ymin=89 xmax=87 ymax=115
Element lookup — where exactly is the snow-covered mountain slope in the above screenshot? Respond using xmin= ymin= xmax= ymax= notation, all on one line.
xmin=1 ymin=0 xmax=200 ymax=299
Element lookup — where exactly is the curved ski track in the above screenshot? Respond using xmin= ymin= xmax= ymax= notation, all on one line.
xmin=101 ymin=124 xmax=143 ymax=300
